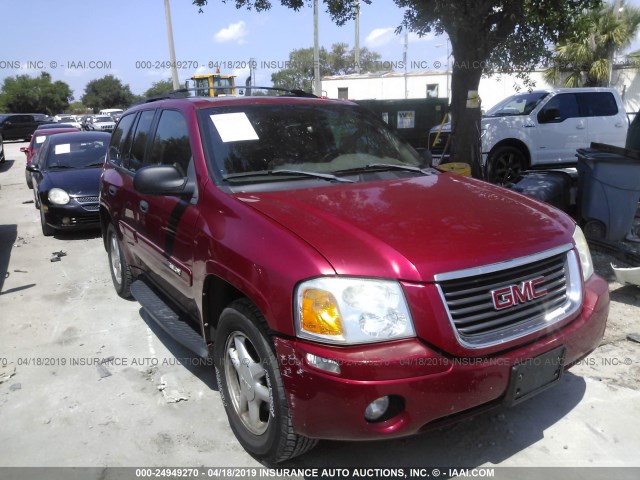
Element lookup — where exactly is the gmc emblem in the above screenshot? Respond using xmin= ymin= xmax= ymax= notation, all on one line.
xmin=491 ymin=277 xmax=548 ymax=310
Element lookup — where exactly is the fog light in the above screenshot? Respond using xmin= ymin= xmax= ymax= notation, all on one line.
xmin=365 ymin=396 xmax=390 ymax=422
xmin=62 ymin=217 xmax=71 ymax=225
xmin=305 ymin=353 xmax=341 ymax=374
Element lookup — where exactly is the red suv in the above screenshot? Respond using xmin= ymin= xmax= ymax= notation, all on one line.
xmin=99 ymin=92 xmax=609 ymax=463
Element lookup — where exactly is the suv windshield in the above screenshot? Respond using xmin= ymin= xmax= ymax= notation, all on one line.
xmin=484 ymin=92 xmax=549 ymax=117
xmin=201 ymin=103 xmax=424 ymax=188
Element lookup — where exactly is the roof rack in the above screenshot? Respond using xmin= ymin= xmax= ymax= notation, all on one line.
xmin=142 ymin=86 xmax=317 ymax=103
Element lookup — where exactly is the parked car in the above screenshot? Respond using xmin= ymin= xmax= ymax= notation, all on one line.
xmin=429 ymin=88 xmax=628 ymax=184
xmin=27 ymin=131 xmax=110 ymax=236
xmin=36 ymin=123 xmax=77 ymax=131
xmin=89 ymin=115 xmax=116 ymax=132
xmin=0 ymin=113 xmax=51 ymax=141
xmin=21 ymin=127 xmax=80 ymax=188
xmin=100 ymin=92 xmax=609 ymax=463
xmin=55 ymin=115 xmax=83 ymax=130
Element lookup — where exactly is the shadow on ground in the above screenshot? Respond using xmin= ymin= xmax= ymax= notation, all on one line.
xmin=0 ymin=224 xmax=18 ymax=293
xmin=283 ymin=373 xmax=587 ymax=471
xmin=139 ymin=308 xmax=218 ymax=391
xmin=0 ymin=159 xmax=15 ymax=173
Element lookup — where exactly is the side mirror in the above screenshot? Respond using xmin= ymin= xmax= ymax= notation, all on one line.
xmin=26 ymin=164 xmax=40 ymax=173
xmin=133 ymin=164 xmax=194 ymax=197
xmin=538 ymin=108 xmax=561 ymax=123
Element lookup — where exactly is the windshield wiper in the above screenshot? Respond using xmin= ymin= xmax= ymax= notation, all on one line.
xmin=223 ymin=169 xmax=354 ymax=183
xmin=47 ymin=165 xmax=74 ymax=170
xmin=333 ymin=163 xmax=432 ymax=175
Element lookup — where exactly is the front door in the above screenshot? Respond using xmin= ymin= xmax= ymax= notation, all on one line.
xmin=534 ymin=93 xmax=587 ymax=164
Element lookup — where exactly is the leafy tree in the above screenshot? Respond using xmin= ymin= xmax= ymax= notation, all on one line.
xmin=67 ymin=101 xmax=91 ymax=114
xmin=271 ymin=43 xmax=380 ymax=92
xmin=144 ymin=79 xmax=175 ymax=97
xmin=545 ymin=1 xmax=640 ymax=87
xmin=0 ymin=72 xmax=72 ymax=115
xmin=81 ymin=75 xmax=134 ymax=112
xmin=195 ymin=0 xmax=598 ymax=178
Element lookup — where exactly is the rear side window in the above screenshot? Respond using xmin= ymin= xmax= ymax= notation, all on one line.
xmin=577 ymin=92 xmax=619 ymax=116
xmin=127 ymin=110 xmax=156 ymax=172
xmin=148 ymin=110 xmax=192 ymax=175
xmin=108 ymin=113 xmax=136 ymax=167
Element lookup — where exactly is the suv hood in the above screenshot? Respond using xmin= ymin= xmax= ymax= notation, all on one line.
xmin=237 ymin=174 xmax=576 ymax=282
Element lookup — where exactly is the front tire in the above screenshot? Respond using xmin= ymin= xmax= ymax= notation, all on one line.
xmin=107 ymin=223 xmax=132 ymax=298
xmin=214 ymin=299 xmax=317 ymax=463
xmin=487 ymin=146 xmax=526 ymax=185
xmin=40 ymin=208 xmax=54 ymax=237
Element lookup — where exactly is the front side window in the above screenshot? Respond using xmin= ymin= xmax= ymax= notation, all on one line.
xmin=148 ymin=110 xmax=192 ymax=175
xmin=538 ymin=94 xmax=580 ymax=123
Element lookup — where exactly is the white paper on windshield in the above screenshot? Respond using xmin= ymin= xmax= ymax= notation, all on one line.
xmin=210 ymin=113 xmax=259 ymax=143
xmin=55 ymin=144 xmax=71 ymax=154
xmin=36 ymin=136 xmax=46 ymax=144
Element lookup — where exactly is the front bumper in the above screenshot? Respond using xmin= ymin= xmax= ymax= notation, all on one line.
xmin=42 ymin=202 xmax=100 ymax=230
xmin=274 ymin=274 xmax=609 ymax=440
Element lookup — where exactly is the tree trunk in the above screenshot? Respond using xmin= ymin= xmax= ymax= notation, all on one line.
xmin=449 ymin=61 xmax=484 ymax=179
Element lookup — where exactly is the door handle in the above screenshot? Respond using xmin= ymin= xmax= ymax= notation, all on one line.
xmin=108 ymin=185 xmax=117 ymax=196
xmin=139 ymin=200 xmax=149 ymax=213
xmin=615 ymin=122 xmax=624 ymax=127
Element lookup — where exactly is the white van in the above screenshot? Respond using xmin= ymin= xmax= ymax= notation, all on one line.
xmin=99 ymin=108 xmax=124 ymax=116
xmin=429 ymin=88 xmax=628 ymax=184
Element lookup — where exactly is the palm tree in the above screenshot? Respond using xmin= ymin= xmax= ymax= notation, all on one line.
xmin=545 ymin=0 xmax=640 ymax=87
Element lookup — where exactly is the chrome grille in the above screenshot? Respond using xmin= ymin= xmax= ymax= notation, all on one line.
xmin=435 ymin=245 xmax=583 ymax=348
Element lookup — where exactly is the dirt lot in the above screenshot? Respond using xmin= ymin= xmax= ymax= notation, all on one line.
xmin=1 ymin=140 xmax=639 ymax=474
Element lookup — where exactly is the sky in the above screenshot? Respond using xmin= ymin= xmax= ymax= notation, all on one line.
xmin=2 ymin=0 xmax=640 ymax=102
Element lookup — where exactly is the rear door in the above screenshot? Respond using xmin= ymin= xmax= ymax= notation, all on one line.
xmin=534 ymin=93 xmax=587 ymax=164
xmin=101 ymin=111 xmax=143 ymax=267
xmin=578 ymin=91 xmax=628 ymax=147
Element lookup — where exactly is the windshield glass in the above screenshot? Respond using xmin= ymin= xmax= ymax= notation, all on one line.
xmin=194 ymin=78 xmax=210 ymax=97
xmin=201 ymin=103 xmax=423 ymax=188
xmin=484 ymin=92 xmax=549 ymax=117
xmin=44 ymin=139 xmax=108 ymax=169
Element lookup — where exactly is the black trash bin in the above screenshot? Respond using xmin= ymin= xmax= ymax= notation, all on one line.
xmin=576 ymin=143 xmax=640 ymax=241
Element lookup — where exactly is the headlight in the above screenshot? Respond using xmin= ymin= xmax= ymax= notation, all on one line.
xmin=295 ymin=277 xmax=415 ymax=344
xmin=573 ymin=226 xmax=594 ymax=280
xmin=48 ymin=188 xmax=70 ymax=205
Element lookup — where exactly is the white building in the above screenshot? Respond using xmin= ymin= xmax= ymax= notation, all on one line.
xmin=322 ymin=67 xmax=640 ymax=113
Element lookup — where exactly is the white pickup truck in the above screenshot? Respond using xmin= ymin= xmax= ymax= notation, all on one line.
xmin=429 ymin=88 xmax=628 ymax=184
